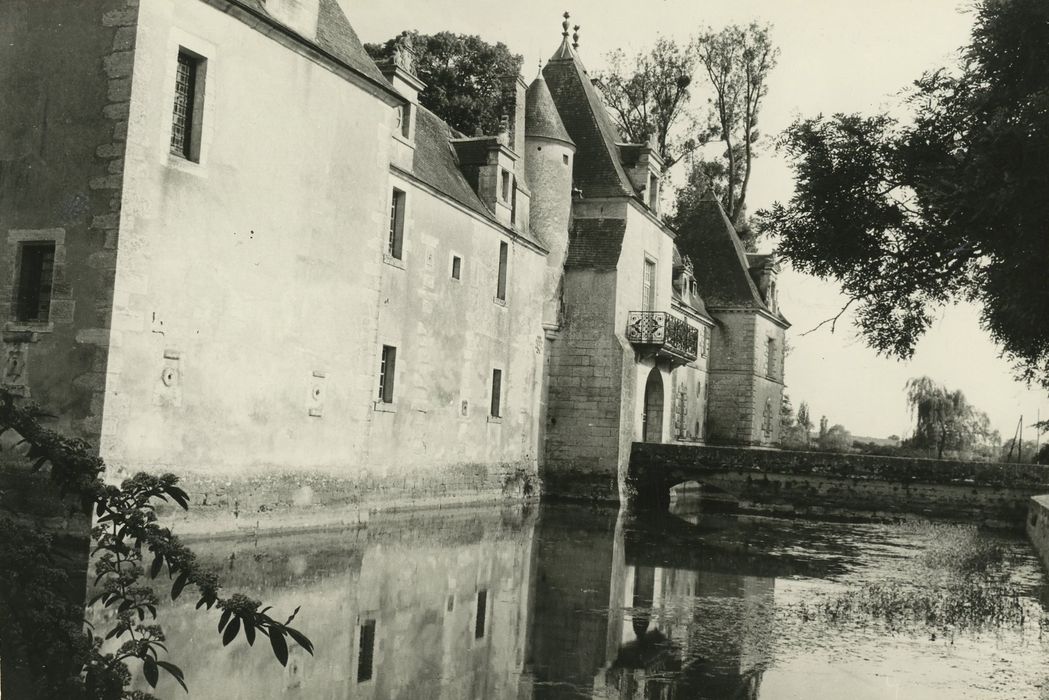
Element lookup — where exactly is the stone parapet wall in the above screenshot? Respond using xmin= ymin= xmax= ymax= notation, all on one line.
xmin=629 ymin=443 xmax=1049 ymax=529
xmin=1026 ymin=495 xmax=1049 ymax=570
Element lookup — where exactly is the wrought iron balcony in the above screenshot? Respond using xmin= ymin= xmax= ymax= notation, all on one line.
xmin=625 ymin=311 xmax=699 ymax=364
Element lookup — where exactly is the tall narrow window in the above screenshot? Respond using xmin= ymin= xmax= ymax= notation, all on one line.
xmin=357 ymin=619 xmax=376 ymax=683
xmin=500 ymin=170 xmax=511 ymax=201
xmin=16 ymin=242 xmax=56 ymax=323
xmin=378 ymin=345 xmax=396 ymax=403
xmin=700 ymin=326 xmax=709 ymax=357
xmin=642 ymin=258 xmax=656 ymax=311
xmin=388 ymin=189 xmax=406 ymax=259
xmin=451 ymin=255 xmax=462 ymax=280
xmin=766 ymin=338 xmax=776 ymax=378
xmin=170 ymin=50 xmax=205 ymax=161
xmin=496 ymin=241 xmax=508 ymax=301
xmin=490 ymin=369 xmax=502 ymax=418
xmin=474 ymin=589 xmax=488 ymax=639
xmin=399 ymin=103 xmax=411 ymax=138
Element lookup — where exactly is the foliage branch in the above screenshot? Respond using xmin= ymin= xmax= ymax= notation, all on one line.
xmin=0 ymin=393 xmax=313 ymax=699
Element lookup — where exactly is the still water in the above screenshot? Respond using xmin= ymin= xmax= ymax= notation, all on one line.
xmin=123 ymin=502 xmax=1049 ymax=699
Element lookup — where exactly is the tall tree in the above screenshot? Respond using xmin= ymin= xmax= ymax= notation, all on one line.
xmin=796 ymin=401 xmax=813 ymax=446
xmin=594 ymin=37 xmax=702 ymax=167
xmin=366 ymin=31 xmax=523 ymax=137
xmin=690 ymin=23 xmax=779 ymax=226
xmin=759 ymin=0 xmax=1049 ymax=388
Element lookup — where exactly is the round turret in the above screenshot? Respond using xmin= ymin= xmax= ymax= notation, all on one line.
xmin=524 ymin=74 xmax=575 ymax=328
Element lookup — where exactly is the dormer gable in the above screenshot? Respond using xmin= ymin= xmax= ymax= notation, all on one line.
xmin=747 ymin=253 xmax=780 ymax=314
xmin=618 ymin=133 xmax=665 ymax=214
xmin=451 ymin=125 xmax=521 ymax=229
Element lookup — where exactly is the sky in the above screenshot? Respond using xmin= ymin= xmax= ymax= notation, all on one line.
xmin=342 ymin=0 xmax=1049 ymax=442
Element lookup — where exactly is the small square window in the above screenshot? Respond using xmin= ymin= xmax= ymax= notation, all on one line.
xmin=170 ymin=49 xmax=206 ymax=162
xmin=562 ymin=154 xmax=569 ymax=165
xmin=16 ymin=242 xmax=55 ymax=323
xmin=378 ymin=345 xmax=397 ymax=403
xmin=451 ymin=255 xmax=462 ymax=280
xmin=490 ymin=369 xmax=502 ymax=418
xmin=388 ymin=189 xmax=406 ymax=260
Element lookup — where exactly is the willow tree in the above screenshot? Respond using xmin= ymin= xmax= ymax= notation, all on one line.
xmin=905 ymin=377 xmax=992 ymax=459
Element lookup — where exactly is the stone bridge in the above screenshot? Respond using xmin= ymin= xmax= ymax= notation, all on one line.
xmin=627 ymin=443 xmax=1049 ymax=529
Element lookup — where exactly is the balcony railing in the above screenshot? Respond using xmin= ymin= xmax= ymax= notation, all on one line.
xmin=625 ymin=311 xmax=699 ymax=363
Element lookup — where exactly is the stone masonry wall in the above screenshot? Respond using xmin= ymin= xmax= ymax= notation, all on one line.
xmin=705 ymin=312 xmax=758 ymax=443
xmin=0 ymin=0 xmax=138 ymax=441
xmin=542 ymin=269 xmax=625 ymax=501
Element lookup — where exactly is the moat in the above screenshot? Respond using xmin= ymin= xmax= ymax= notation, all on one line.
xmin=104 ymin=499 xmax=1049 ymax=699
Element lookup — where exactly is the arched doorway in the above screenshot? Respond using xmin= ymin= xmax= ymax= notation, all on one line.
xmin=642 ymin=368 xmax=664 ymax=443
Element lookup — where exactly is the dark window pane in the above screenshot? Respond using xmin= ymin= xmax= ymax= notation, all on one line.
xmin=474 ymin=590 xmax=487 ymax=639
xmin=490 ymin=369 xmax=502 ymax=418
xmin=16 ymin=243 xmax=55 ymax=322
xmin=357 ymin=619 xmax=376 ymax=682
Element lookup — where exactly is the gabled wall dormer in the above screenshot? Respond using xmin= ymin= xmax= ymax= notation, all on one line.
xmin=375 ymin=34 xmax=424 ymax=171
xmin=449 ymin=75 xmax=531 ymax=232
xmin=747 ymin=253 xmax=780 ymax=314
xmin=619 ymin=133 xmax=665 ymax=216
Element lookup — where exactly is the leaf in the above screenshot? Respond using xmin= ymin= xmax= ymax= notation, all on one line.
xmin=222 ymin=616 xmax=240 ymax=646
xmin=143 ymin=656 xmax=159 ymax=688
xmin=269 ymin=628 xmax=289 ymax=666
xmin=171 ymin=572 xmax=189 ymax=600
xmin=285 ymin=626 xmax=314 ymax=655
xmin=284 ymin=605 xmax=301 ymax=625
xmin=157 ymin=661 xmax=188 ymax=693
xmin=150 ymin=552 xmax=164 ymax=579
xmin=244 ymin=620 xmax=256 ymax=646
xmin=168 ymin=486 xmax=190 ymax=510
xmin=218 ymin=608 xmax=232 ymax=633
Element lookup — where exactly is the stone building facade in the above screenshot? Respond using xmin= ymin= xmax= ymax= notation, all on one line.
xmin=0 ymin=0 xmax=787 ymax=520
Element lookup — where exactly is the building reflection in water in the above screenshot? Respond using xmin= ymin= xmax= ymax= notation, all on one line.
xmin=526 ymin=505 xmax=775 ymax=700
xmin=112 ymin=502 xmax=791 ymax=698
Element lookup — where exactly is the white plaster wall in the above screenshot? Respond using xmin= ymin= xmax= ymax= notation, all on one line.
xmin=363 ymin=173 xmax=547 ymax=476
xmin=103 ymin=0 xmax=394 ymax=474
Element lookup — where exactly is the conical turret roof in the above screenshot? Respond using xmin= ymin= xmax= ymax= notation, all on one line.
xmin=526 ymin=75 xmax=574 ymax=146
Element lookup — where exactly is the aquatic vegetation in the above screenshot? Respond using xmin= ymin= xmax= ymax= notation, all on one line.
xmin=792 ymin=521 xmax=1045 ymax=636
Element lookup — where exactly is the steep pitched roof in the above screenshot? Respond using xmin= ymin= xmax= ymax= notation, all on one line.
xmin=221 ymin=0 xmax=397 ymax=100
xmin=411 ymin=107 xmax=544 ymax=248
xmin=412 ymin=107 xmax=497 ymax=222
xmin=678 ymin=194 xmax=779 ymax=316
xmin=314 ymin=0 xmax=389 ymax=85
xmin=542 ymin=40 xmax=635 ymax=198
xmin=564 ymin=218 xmax=627 ymax=269
xmin=526 ymin=76 xmax=574 ymax=146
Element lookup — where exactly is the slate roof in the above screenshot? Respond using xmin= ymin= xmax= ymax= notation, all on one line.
xmin=564 ymin=218 xmax=627 ymax=269
xmin=542 ymin=40 xmax=636 ymax=198
xmin=411 ymin=107 xmax=544 ymax=248
xmin=412 ymin=107 xmax=498 ymax=222
xmin=525 ymin=76 xmax=574 ymax=146
xmin=314 ymin=0 xmax=390 ymax=86
xmin=224 ymin=0 xmax=395 ymax=98
xmin=677 ymin=194 xmax=785 ymax=323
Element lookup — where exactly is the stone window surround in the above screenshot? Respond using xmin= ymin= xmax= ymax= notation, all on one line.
xmin=163 ymin=29 xmax=217 ymax=175
xmin=3 ymin=229 xmax=69 ymax=337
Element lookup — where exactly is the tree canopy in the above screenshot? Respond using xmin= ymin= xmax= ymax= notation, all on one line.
xmin=759 ymin=0 xmax=1049 ymax=389
xmin=594 ymin=24 xmax=778 ymax=242
xmin=366 ymin=31 xmax=523 ymax=137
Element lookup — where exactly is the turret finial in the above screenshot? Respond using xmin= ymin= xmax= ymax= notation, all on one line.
xmin=572 ymin=25 xmax=580 ymax=49
xmin=562 ymin=12 xmax=570 ymax=37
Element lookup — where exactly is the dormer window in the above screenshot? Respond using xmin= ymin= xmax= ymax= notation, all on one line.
xmin=398 ymin=103 xmax=411 ymax=139
xmin=501 ymin=170 xmax=511 ymax=202
xmin=648 ymin=173 xmax=660 ymax=210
